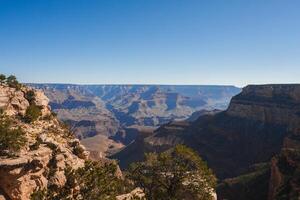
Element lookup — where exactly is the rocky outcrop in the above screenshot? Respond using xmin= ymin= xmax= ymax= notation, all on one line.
xmin=268 ymin=157 xmax=283 ymax=200
xmin=116 ymin=188 xmax=145 ymax=200
xmin=32 ymin=89 xmax=51 ymax=117
xmin=0 ymin=85 xmax=51 ymax=118
xmin=0 ymin=85 xmax=29 ymax=116
xmin=0 ymin=84 xmax=89 ymax=200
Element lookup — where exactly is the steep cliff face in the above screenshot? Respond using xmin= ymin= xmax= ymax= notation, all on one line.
xmin=227 ymin=84 xmax=300 ymax=130
xmin=34 ymin=85 xmax=120 ymax=139
xmin=0 ymin=84 xmax=89 ymax=200
xmin=224 ymin=85 xmax=300 ymax=199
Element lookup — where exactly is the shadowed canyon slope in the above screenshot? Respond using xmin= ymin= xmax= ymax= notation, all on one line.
xmin=112 ymin=84 xmax=300 ymax=199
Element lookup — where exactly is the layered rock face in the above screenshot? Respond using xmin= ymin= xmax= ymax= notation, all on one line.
xmin=0 ymin=85 xmax=89 ymax=200
xmin=31 ymin=84 xmax=240 ymax=136
xmin=227 ymin=84 xmax=300 ymax=130
xmin=30 ymin=84 xmax=240 ymax=158
xmin=33 ymin=85 xmax=120 ymax=139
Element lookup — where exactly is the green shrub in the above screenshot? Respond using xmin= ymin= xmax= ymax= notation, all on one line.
xmin=128 ymin=145 xmax=217 ymax=200
xmin=73 ymin=161 xmax=124 ymax=200
xmin=6 ymin=75 xmax=21 ymax=89
xmin=51 ymin=112 xmax=57 ymax=117
xmin=0 ymin=74 xmax=6 ymax=84
xmin=73 ymin=145 xmax=85 ymax=158
xmin=42 ymin=114 xmax=52 ymax=121
xmin=30 ymin=189 xmax=47 ymax=200
xmin=25 ymin=90 xmax=36 ymax=104
xmin=0 ymin=115 xmax=27 ymax=156
xmin=24 ymin=105 xmax=42 ymax=123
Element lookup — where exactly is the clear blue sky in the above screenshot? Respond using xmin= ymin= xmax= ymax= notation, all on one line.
xmin=0 ymin=0 xmax=299 ymax=86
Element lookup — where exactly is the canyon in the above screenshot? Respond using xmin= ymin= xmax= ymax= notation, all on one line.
xmin=30 ymin=84 xmax=240 ymax=157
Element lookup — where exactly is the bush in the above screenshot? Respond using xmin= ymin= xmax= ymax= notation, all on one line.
xmin=0 ymin=74 xmax=6 ymax=84
xmin=6 ymin=75 xmax=21 ymax=89
xmin=51 ymin=112 xmax=57 ymax=117
xmin=73 ymin=161 xmax=124 ymax=200
xmin=0 ymin=115 xmax=27 ymax=156
xmin=30 ymin=189 xmax=47 ymax=200
xmin=73 ymin=145 xmax=85 ymax=158
xmin=128 ymin=145 xmax=217 ymax=200
xmin=24 ymin=105 xmax=42 ymax=123
xmin=25 ymin=90 xmax=36 ymax=104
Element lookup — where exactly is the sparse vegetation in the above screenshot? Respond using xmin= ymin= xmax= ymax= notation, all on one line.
xmin=72 ymin=161 xmax=124 ymax=200
xmin=0 ymin=114 xmax=27 ymax=156
xmin=25 ymin=90 xmax=36 ymax=104
xmin=24 ymin=104 xmax=42 ymax=123
xmin=0 ymin=73 xmax=23 ymax=89
xmin=42 ymin=112 xmax=57 ymax=121
xmin=51 ymin=112 xmax=57 ymax=117
xmin=6 ymin=75 xmax=22 ymax=89
xmin=217 ymin=163 xmax=270 ymax=200
xmin=31 ymin=145 xmax=217 ymax=200
xmin=72 ymin=144 xmax=85 ymax=158
xmin=30 ymin=189 xmax=47 ymax=200
xmin=128 ymin=145 xmax=217 ymax=200
xmin=0 ymin=74 xmax=6 ymax=85
xmin=31 ymin=160 xmax=126 ymax=200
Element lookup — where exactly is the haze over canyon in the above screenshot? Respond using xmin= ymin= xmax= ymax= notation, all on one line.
xmin=30 ymin=84 xmax=240 ymax=158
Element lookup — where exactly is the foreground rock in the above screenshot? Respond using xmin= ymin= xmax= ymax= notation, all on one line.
xmin=0 ymin=84 xmax=89 ymax=200
xmin=116 ymin=188 xmax=145 ymax=200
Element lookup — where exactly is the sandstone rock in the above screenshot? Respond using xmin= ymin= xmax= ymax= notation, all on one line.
xmin=0 ymin=86 xmax=10 ymax=108
xmin=0 ymin=147 xmax=52 ymax=200
xmin=49 ymin=170 xmax=66 ymax=188
xmin=0 ymin=86 xmax=29 ymax=116
xmin=116 ymin=188 xmax=145 ymax=200
xmin=33 ymin=90 xmax=51 ymax=117
xmin=33 ymin=90 xmax=49 ymax=107
xmin=268 ymin=157 xmax=282 ymax=200
xmin=0 ymin=84 xmax=88 ymax=200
